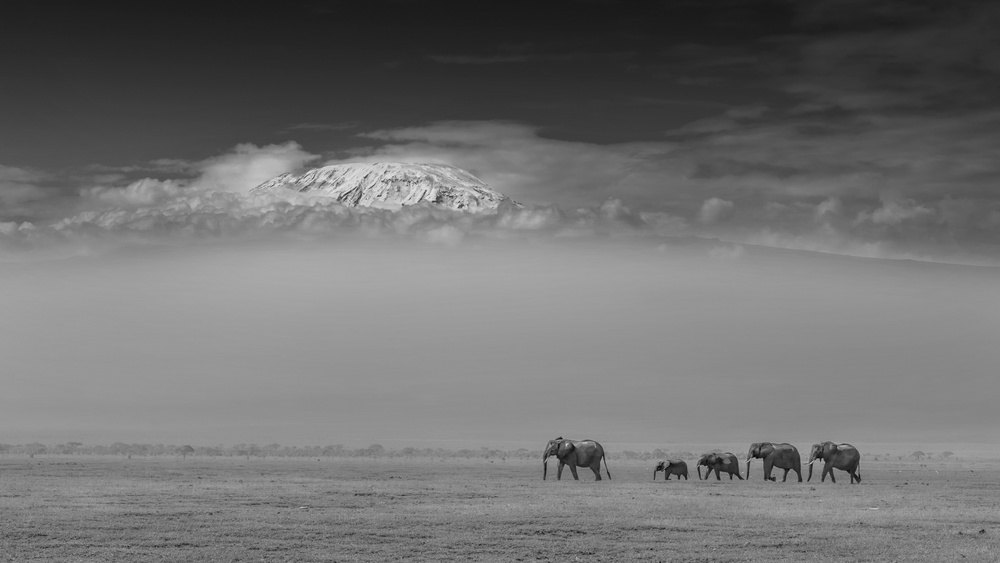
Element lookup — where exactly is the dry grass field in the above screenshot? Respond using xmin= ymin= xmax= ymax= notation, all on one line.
xmin=1 ymin=456 xmax=998 ymax=562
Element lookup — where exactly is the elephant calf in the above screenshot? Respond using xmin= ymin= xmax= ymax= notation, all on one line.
xmin=653 ymin=459 xmax=688 ymax=480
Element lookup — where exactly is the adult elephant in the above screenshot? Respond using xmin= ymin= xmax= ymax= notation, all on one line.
xmin=653 ymin=459 xmax=688 ymax=480
xmin=542 ymin=437 xmax=612 ymax=481
xmin=807 ymin=442 xmax=861 ymax=484
xmin=696 ymin=451 xmax=743 ymax=480
xmin=746 ymin=442 xmax=802 ymax=482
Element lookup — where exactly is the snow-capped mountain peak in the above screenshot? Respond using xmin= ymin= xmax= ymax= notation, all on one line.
xmin=250 ymin=162 xmax=514 ymax=212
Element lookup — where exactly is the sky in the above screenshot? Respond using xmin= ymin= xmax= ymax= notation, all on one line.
xmin=1 ymin=1 xmax=999 ymax=450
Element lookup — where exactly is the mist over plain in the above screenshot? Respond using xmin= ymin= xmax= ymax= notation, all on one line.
xmin=3 ymin=234 xmax=997 ymax=450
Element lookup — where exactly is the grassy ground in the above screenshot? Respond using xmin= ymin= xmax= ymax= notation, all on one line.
xmin=1 ymin=456 xmax=998 ymax=562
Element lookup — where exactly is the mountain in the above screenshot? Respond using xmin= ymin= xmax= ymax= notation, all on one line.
xmin=250 ymin=162 xmax=515 ymax=212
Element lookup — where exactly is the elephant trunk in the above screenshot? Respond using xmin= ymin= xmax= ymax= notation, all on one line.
xmin=745 ymin=459 xmax=750 ymax=480
xmin=697 ymin=465 xmax=703 ymax=480
xmin=653 ymin=469 xmax=657 ymax=481
xmin=807 ymin=461 xmax=813 ymax=481
xmin=543 ymin=460 xmax=547 ymax=480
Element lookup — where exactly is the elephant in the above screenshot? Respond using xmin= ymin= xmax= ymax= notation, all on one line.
xmin=807 ymin=442 xmax=861 ymax=484
xmin=653 ymin=459 xmax=688 ymax=480
xmin=542 ymin=437 xmax=612 ymax=481
xmin=696 ymin=451 xmax=743 ymax=480
xmin=746 ymin=442 xmax=802 ymax=482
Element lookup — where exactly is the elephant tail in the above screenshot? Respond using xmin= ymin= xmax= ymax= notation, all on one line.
xmin=603 ymin=454 xmax=613 ymax=481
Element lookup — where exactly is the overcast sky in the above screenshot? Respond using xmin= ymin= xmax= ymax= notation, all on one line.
xmin=1 ymin=1 xmax=998 ymax=449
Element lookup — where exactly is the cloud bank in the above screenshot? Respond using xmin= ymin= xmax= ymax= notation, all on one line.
xmin=2 ymin=123 xmax=999 ymax=266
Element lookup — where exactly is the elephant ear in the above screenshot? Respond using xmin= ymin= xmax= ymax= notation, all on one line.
xmin=557 ymin=440 xmax=575 ymax=458
xmin=824 ymin=442 xmax=838 ymax=458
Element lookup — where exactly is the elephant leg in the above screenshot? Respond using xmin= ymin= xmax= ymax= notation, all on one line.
xmin=591 ymin=465 xmax=602 ymax=481
xmin=665 ymin=473 xmax=671 ymax=480
xmin=763 ymin=459 xmax=775 ymax=481
xmin=735 ymin=469 xmax=743 ymax=480
xmin=782 ymin=467 xmax=790 ymax=482
xmin=557 ymin=462 xmax=565 ymax=480
xmin=715 ymin=468 xmax=721 ymax=480
xmin=569 ymin=465 xmax=580 ymax=480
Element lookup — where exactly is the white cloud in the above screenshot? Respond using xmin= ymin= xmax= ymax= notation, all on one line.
xmin=195 ymin=142 xmax=318 ymax=194
xmin=856 ymin=196 xmax=934 ymax=226
xmin=0 ymin=221 xmax=35 ymax=237
xmin=83 ymin=178 xmax=188 ymax=208
xmin=698 ymin=198 xmax=734 ymax=224
xmin=494 ymin=205 xmax=564 ymax=231
xmin=76 ymin=142 xmax=319 ymax=212
xmin=815 ymin=197 xmax=841 ymax=220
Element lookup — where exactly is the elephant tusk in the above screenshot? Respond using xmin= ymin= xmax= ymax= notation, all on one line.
xmin=808 ymin=459 xmax=817 ymax=465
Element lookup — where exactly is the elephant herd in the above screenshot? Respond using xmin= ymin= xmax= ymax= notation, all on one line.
xmin=543 ymin=437 xmax=862 ymax=484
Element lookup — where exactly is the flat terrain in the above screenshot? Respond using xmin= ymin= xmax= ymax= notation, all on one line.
xmin=1 ymin=456 xmax=998 ymax=562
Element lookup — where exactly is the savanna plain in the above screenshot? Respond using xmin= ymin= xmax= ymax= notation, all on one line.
xmin=1 ymin=456 xmax=998 ymax=562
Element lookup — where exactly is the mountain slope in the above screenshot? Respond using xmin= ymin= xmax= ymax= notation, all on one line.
xmin=251 ymin=162 xmax=514 ymax=212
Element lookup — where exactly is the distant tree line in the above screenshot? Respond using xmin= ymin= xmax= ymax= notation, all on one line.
xmin=0 ymin=442 xmax=964 ymax=461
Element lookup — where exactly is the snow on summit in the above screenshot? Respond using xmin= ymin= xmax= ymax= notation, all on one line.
xmin=251 ymin=162 xmax=515 ymax=212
